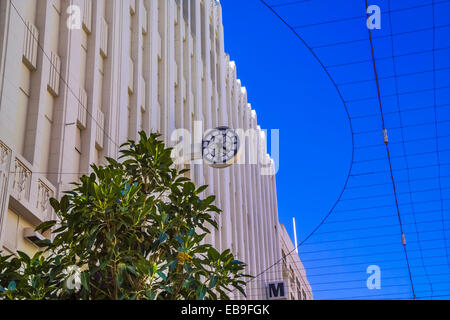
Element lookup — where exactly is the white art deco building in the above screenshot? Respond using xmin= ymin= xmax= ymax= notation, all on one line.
xmin=0 ymin=0 xmax=312 ymax=299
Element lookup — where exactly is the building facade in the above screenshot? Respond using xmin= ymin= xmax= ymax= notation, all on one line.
xmin=0 ymin=0 xmax=311 ymax=299
xmin=279 ymin=224 xmax=313 ymax=300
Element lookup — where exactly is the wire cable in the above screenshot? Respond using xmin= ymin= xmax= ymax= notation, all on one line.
xmin=286 ymin=0 xmax=450 ymax=29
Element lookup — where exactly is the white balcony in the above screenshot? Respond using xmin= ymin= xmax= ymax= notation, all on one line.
xmin=12 ymin=158 xmax=31 ymax=202
xmin=0 ymin=140 xmax=57 ymax=227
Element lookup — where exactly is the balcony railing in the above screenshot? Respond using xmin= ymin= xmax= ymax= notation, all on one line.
xmin=12 ymin=159 xmax=31 ymax=202
xmin=36 ymin=179 xmax=54 ymax=221
xmin=0 ymin=140 xmax=57 ymax=225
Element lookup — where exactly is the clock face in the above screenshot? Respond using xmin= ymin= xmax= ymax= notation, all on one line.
xmin=202 ymin=126 xmax=240 ymax=168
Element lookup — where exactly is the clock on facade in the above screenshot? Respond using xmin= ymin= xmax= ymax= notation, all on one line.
xmin=202 ymin=126 xmax=240 ymax=168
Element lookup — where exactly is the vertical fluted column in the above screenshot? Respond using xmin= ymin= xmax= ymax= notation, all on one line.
xmin=200 ymin=0 xmax=219 ymax=250
xmin=22 ymin=1 xmax=53 ymax=175
xmin=248 ymin=107 xmax=264 ymax=299
xmin=256 ymin=125 xmax=269 ymax=293
xmin=128 ymin=0 xmax=145 ymax=141
xmin=47 ymin=0 xmax=83 ymax=195
xmin=166 ymin=0 xmax=176 ymax=145
xmin=190 ymin=0 xmax=210 ymax=244
xmin=80 ymin=0 xmax=106 ymax=171
xmin=103 ymin=0 xmax=122 ymax=158
xmin=259 ymin=130 xmax=272 ymax=282
xmin=270 ymin=160 xmax=283 ymax=280
xmin=215 ymin=3 xmax=233 ymax=259
xmin=146 ymin=0 xmax=159 ymax=133
xmin=239 ymin=90 xmax=257 ymax=299
xmin=261 ymin=133 xmax=276 ymax=282
xmin=226 ymin=61 xmax=246 ymax=299
xmin=174 ymin=0 xmax=184 ymax=132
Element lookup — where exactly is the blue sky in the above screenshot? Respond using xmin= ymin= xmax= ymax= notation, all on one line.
xmin=221 ymin=0 xmax=450 ymax=299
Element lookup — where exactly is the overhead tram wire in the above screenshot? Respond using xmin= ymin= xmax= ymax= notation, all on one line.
xmin=324 ymin=208 xmax=450 ymax=226
xmin=347 ymin=175 xmax=450 ymax=189
xmin=266 ymin=262 xmax=450 ymax=278
xmin=249 ymin=279 xmax=450 ymax=297
xmin=299 ymin=227 xmax=450 ymax=251
xmin=333 ymin=198 xmax=450 ymax=214
xmin=353 ymin=149 xmax=450 ymax=164
xmin=364 ymin=0 xmax=416 ymax=299
xmin=312 ymin=24 xmax=450 ymax=49
xmin=300 ymin=245 xmax=450 ymax=264
xmin=353 ymin=119 xmax=450 ymax=135
xmin=334 ymin=288 xmax=450 ymax=300
xmin=288 ymin=227 xmax=450 ymax=247
xmin=345 ymin=85 xmax=450 ymax=104
xmin=338 ymin=186 xmax=450 ymax=202
xmin=326 ymin=45 xmax=450 ymax=69
xmin=350 ymin=103 xmax=450 ymax=120
xmin=309 ymin=215 xmax=450 ymax=237
xmin=291 ymin=219 xmax=450 ymax=242
xmin=311 ymin=218 xmax=450 ymax=238
xmin=312 ymin=23 xmax=450 ymax=50
xmin=350 ymin=162 xmax=450 ymax=177
xmin=269 ymin=0 xmax=312 ymax=8
xmin=247 ymin=272 xmax=450 ymax=298
xmin=249 ymin=253 xmax=450 ymax=282
xmin=272 ymin=228 xmax=450 ymax=252
xmin=273 ymin=0 xmax=450 ymax=29
xmin=332 ymin=290 xmax=443 ymax=300
xmin=338 ymin=66 xmax=450 ymax=87
xmin=355 ymin=132 xmax=450 ymax=150
xmin=263 ymin=266 xmax=450 ymax=285
xmin=303 ymin=280 xmax=450 ymax=294
xmin=310 ymin=271 xmax=450 ymax=287
xmin=293 ymin=244 xmax=450 ymax=262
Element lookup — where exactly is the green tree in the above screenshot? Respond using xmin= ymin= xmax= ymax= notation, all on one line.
xmin=0 ymin=132 xmax=248 ymax=300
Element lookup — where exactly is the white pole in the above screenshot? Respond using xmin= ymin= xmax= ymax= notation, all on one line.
xmin=293 ymin=217 xmax=298 ymax=254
